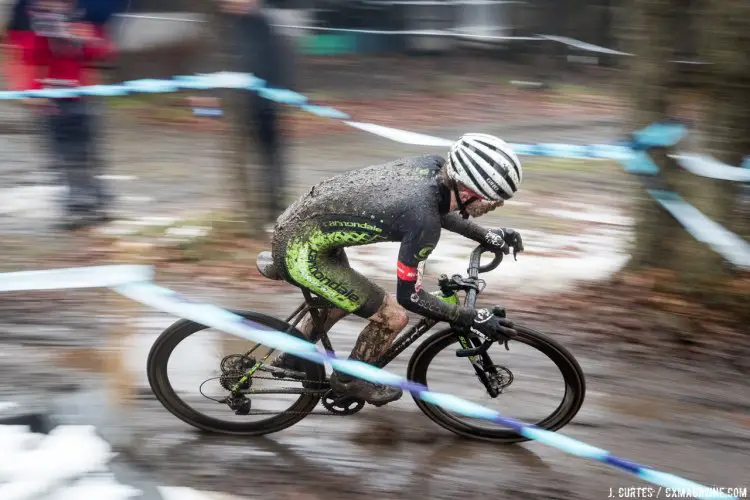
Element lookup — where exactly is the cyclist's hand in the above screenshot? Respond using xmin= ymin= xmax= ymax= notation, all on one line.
xmin=502 ymin=228 xmax=524 ymax=260
xmin=484 ymin=228 xmax=524 ymax=259
xmin=483 ymin=228 xmax=509 ymax=254
xmin=471 ymin=306 xmax=517 ymax=340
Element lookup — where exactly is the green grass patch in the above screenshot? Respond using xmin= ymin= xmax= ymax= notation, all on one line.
xmin=522 ymin=157 xmax=621 ymax=175
xmin=106 ymin=93 xmax=179 ymax=109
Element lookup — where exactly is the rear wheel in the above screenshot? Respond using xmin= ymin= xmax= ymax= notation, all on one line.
xmin=146 ymin=310 xmax=326 ymax=436
xmin=407 ymin=325 xmax=586 ymax=443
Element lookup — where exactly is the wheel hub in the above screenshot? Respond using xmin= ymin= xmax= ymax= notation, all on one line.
xmin=485 ymin=364 xmax=513 ymax=397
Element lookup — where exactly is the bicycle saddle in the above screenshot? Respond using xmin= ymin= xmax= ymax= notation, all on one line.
xmin=256 ymin=251 xmax=281 ymax=280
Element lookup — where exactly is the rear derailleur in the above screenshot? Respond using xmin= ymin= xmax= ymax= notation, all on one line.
xmin=224 ymin=393 xmax=251 ymax=416
xmin=219 ymin=353 xmax=256 ymax=415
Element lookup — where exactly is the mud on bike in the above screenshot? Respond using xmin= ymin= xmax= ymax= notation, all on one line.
xmin=146 ymin=244 xmax=586 ymax=443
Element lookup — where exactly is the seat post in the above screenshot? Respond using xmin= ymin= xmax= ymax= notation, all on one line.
xmin=301 ymin=289 xmax=324 ymax=342
xmin=300 ymin=289 xmax=335 ymax=352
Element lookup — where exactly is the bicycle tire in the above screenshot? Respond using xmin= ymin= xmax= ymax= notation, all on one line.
xmin=406 ymin=324 xmax=586 ymax=443
xmin=146 ymin=309 xmax=325 ymax=436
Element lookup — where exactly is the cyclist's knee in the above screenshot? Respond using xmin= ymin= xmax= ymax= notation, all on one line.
xmin=369 ymin=296 xmax=409 ymax=331
xmin=387 ymin=308 xmax=409 ymax=331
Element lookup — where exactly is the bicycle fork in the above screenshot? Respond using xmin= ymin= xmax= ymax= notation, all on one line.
xmin=436 ymin=276 xmax=507 ymax=399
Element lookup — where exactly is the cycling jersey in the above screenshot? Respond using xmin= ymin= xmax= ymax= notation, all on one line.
xmin=271 ymin=154 xmax=489 ymax=325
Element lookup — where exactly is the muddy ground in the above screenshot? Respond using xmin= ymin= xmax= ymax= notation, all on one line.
xmin=1 ymin=58 xmax=748 ymax=499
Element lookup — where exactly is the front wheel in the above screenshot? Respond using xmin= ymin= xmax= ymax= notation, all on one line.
xmin=407 ymin=325 xmax=586 ymax=443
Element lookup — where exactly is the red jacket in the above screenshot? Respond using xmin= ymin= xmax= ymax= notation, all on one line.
xmin=4 ymin=24 xmax=114 ymax=92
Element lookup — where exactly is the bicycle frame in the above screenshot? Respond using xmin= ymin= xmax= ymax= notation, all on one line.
xmin=279 ymin=245 xmax=505 ymax=372
xmin=282 ymin=297 xmax=439 ymax=370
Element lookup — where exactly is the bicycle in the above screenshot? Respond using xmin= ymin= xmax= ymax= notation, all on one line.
xmin=146 ymin=244 xmax=586 ymax=443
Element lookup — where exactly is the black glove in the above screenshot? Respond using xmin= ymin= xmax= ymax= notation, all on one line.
xmin=483 ymin=228 xmax=524 ymax=260
xmin=502 ymin=228 xmax=524 ymax=259
xmin=470 ymin=306 xmax=517 ymax=340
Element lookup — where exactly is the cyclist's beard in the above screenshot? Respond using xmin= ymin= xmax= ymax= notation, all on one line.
xmin=465 ymin=199 xmax=501 ymax=218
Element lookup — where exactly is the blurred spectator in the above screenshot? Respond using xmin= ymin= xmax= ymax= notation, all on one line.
xmin=193 ymin=0 xmax=296 ymax=231
xmin=3 ymin=0 xmax=115 ymax=230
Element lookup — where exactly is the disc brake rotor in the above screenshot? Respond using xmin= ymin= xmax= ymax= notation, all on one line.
xmin=487 ymin=364 xmax=514 ymax=394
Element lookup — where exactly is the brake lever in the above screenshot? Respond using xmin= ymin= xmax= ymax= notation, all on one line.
xmin=513 ymin=246 xmax=519 ymax=261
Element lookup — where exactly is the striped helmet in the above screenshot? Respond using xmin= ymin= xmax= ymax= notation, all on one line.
xmin=446 ymin=133 xmax=523 ymax=200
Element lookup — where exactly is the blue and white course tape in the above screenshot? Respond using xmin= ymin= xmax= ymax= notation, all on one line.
xmin=0 ymin=71 xmax=633 ymax=160
xmin=622 ymin=122 xmax=750 ymax=269
xmin=647 ymin=190 xmax=750 ymax=268
xmin=0 ymin=265 xmax=740 ymax=499
xmin=2 ymin=71 xmax=746 ymax=268
xmin=672 ymin=154 xmax=750 ymax=182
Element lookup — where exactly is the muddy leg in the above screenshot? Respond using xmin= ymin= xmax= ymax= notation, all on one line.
xmin=330 ymin=296 xmax=409 ymax=406
xmin=297 ymin=307 xmax=349 ymax=339
xmin=350 ymin=296 xmax=409 ymax=364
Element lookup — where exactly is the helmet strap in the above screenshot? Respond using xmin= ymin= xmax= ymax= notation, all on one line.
xmin=453 ymin=184 xmax=471 ymax=219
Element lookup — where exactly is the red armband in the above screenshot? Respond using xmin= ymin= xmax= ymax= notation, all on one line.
xmin=397 ymin=261 xmax=418 ymax=281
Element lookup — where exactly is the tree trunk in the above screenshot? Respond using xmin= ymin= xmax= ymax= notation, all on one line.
xmin=665 ymin=0 xmax=750 ymax=285
xmin=221 ymin=89 xmax=267 ymax=239
xmin=699 ymin=0 xmax=750 ymax=242
xmin=620 ymin=0 xmax=749 ymax=292
xmin=619 ymin=0 xmax=691 ymax=270
xmin=202 ymin=7 xmax=268 ymax=239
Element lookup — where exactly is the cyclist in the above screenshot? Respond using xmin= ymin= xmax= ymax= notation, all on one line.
xmin=267 ymin=133 xmax=525 ymax=406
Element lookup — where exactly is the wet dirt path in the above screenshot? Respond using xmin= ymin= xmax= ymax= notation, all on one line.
xmin=1 ymin=284 xmax=748 ymax=500
xmin=119 ymin=294 xmax=749 ymax=500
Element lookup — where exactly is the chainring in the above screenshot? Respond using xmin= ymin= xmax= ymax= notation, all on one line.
xmin=321 ymin=390 xmax=365 ymax=415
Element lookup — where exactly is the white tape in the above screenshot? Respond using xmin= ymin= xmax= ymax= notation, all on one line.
xmin=671 ymin=153 xmax=750 ymax=182
xmin=0 ymin=265 xmax=153 ymax=293
xmin=115 ymin=13 xmax=204 ymax=23
xmin=275 ymin=24 xmax=541 ymax=40
xmin=344 ymin=121 xmax=454 ymax=147
xmin=537 ymin=35 xmax=632 ymax=56
xmin=192 ymin=72 xmax=264 ymax=90
xmin=113 ymin=283 xmax=319 ymax=356
xmin=650 ymin=191 xmax=750 ymax=268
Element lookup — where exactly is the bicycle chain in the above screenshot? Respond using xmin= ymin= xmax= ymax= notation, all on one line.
xmin=224 ymin=373 xmax=352 ymax=417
